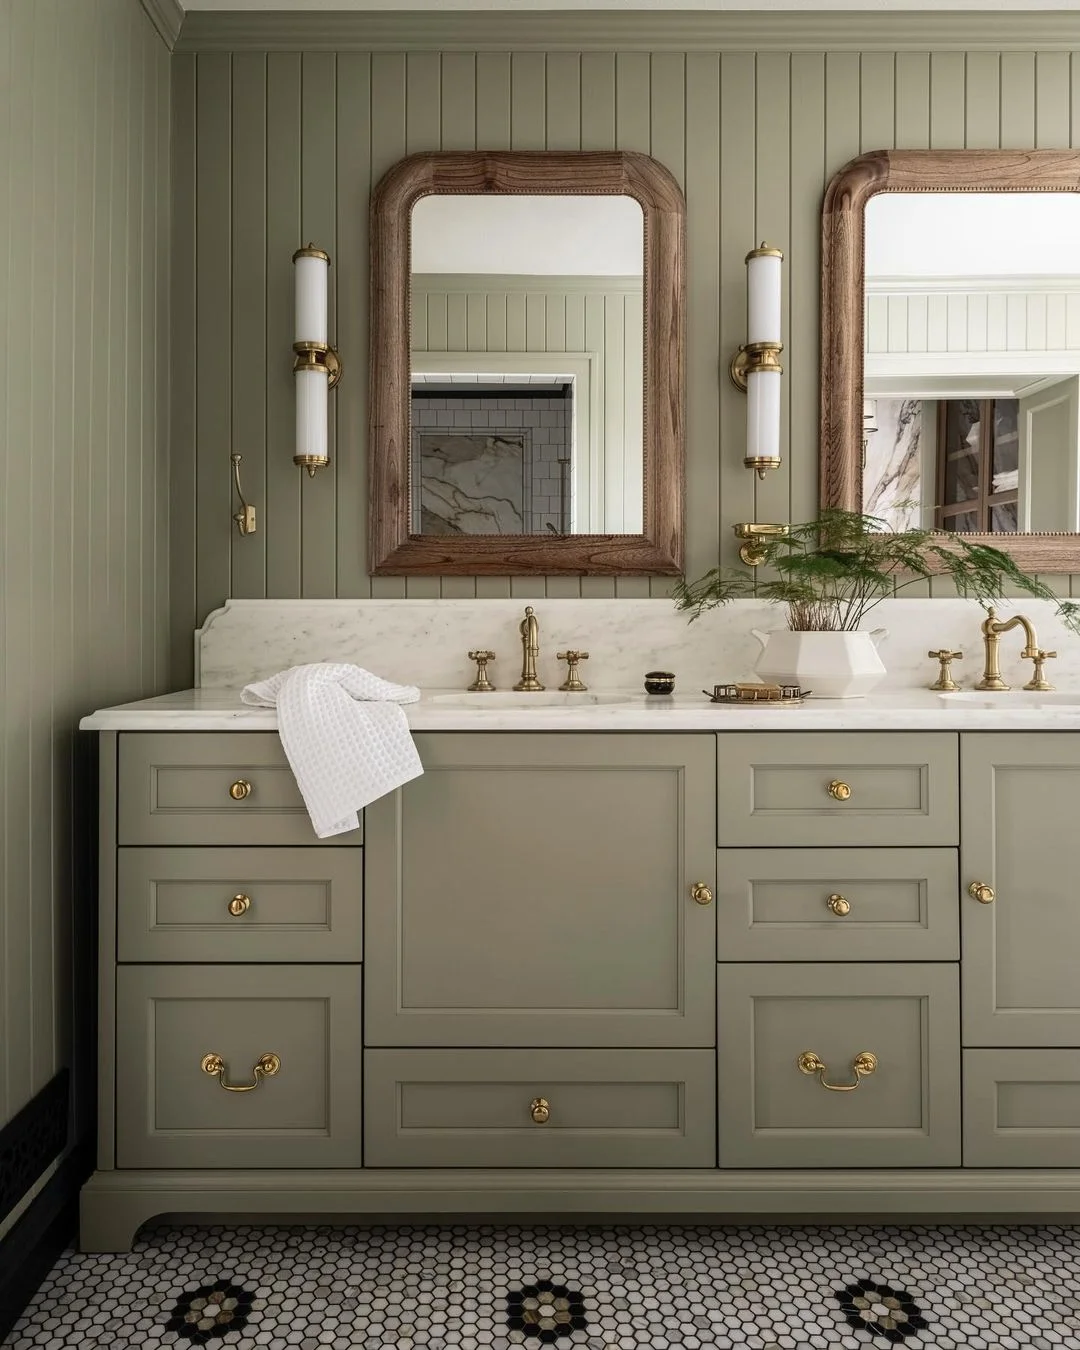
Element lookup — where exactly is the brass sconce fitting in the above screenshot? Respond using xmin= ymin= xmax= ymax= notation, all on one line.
xmin=729 ymin=340 xmax=784 ymax=392
xmin=292 ymin=244 xmax=343 ymax=476
xmin=733 ymin=521 xmax=789 ymax=567
xmin=731 ymin=242 xmax=785 ymax=477
xmin=230 ymin=454 xmax=256 ymax=536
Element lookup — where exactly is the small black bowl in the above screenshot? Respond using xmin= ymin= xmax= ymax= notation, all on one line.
xmin=644 ymin=670 xmax=676 ymax=695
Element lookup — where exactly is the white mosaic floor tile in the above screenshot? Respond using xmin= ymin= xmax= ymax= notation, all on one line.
xmin=4 ymin=1225 xmax=1080 ymax=1350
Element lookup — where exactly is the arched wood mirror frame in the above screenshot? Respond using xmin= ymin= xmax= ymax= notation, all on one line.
xmin=821 ymin=148 xmax=1080 ymax=570
xmin=368 ymin=151 xmax=686 ymax=576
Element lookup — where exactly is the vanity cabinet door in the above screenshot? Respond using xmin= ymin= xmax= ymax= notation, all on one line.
xmin=716 ymin=963 xmax=961 ymax=1168
xmin=364 ymin=733 xmax=717 ymax=1048
xmin=964 ymin=1050 xmax=1080 ymax=1166
xmin=962 ymin=734 xmax=1080 ymax=1046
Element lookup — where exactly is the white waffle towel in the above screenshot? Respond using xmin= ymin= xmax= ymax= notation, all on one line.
xmin=241 ymin=663 xmax=423 ymax=838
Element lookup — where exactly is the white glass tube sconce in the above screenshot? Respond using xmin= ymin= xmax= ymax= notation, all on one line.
xmin=292 ymin=244 xmax=342 ymax=476
xmin=729 ymin=243 xmax=784 ymax=478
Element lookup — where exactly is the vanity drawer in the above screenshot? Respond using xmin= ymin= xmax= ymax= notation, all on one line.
xmin=116 ymin=848 xmax=363 ymax=963
xmin=715 ymin=848 xmax=959 ymax=961
xmin=716 ymin=732 xmax=958 ymax=848
xmin=963 ymin=1050 xmax=1080 ymax=1167
xmin=717 ymin=962 xmax=960 ymax=1168
xmin=118 ymin=732 xmax=361 ymax=846
xmin=115 ymin=965 xmax=362 ymax=1168
xmin=364 ymin=1048 xmax=716 ymax=1168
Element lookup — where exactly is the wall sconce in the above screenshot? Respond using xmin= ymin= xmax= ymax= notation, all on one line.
xmin=293 ymin=244 xmax=342 ymax=476
xmin=729 ymin=243 xmax=784 ymax=478
xmin=862 ymin=397 xmax=878 ymax=469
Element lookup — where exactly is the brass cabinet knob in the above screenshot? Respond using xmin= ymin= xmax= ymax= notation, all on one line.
xmin=530 ymin=1096 xmax=551 ymax=1124
xmin=797 ymin=1049 xmax=877 ymax=1092
xmin=969 ymin=880 xmax=996 ymax=905
xmin=827 ymin=780 xmax=852 ymax=801
xmin=201 ymin=1051 xmax=280 ymax=1092
xmin=826 ymin=893 xmax=851 ymax=917
xmin=690 ymin=881 xmax=714 ymax=906
xmin=228 ymin=779 xmax=252 ymax=801
xmin=228 ymin=893 xmax=252 ymax=917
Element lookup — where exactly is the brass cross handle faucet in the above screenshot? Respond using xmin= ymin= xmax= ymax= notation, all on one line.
xmin=928 ymin=649 xmax=962 ymax=692
xmin=976 ymin=608 xmax=1054 ymax=691
xmin=514 ymin=606 xmax=545 ymax=692
xmin=557 ymin=650 xmax=590 ymax=692
xmin=467 ymin=650 xmax=496 ymax=692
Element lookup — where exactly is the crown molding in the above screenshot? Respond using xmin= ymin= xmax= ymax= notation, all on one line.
xmin=140 ymin=0 xmax=184 ymax=49
xmin=175 ymin=8 xmax=1080 ymax=53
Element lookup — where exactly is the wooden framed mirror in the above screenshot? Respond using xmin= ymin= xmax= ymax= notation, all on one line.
xmin=368 ymin=151 xmax=685 ymax=575
xmin=821 ymin=149 xmax=1080 ymax=570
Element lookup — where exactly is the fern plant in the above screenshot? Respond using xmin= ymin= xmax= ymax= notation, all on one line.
xmin=673 ymin=509 xmax=1080 ymax=634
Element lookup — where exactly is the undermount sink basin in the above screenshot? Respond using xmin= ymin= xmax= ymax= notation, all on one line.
xmin=940 ymin=690 xmax=1080 ymax=708
xmin=429 ymin=690 xmax=639 ymax=708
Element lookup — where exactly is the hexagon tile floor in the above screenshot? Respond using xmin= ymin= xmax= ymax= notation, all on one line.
xmin=4 ymin=1223 xmax=1080 ymax=1350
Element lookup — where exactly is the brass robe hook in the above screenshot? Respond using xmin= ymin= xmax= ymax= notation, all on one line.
xmin=231 ymin=454 xmax=257 ymax=536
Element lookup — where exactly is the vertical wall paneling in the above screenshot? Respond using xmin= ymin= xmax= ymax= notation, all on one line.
xmin=230 ymin=53 xmax=268 ymax=601
xmin=264 ymin=54 xmax=303 ymax=598
xmin=195 ymin=55 xmax=233 ymax=624
xmin=335 ymin=52 xmax=373 ymax=600
xmin=788 ymin=53 xmax=827 ymax=527
xmin=0 ymin=0 xmax=170 ymax=1212
xmin=173 ymin=39 xmax=1080 ymax=643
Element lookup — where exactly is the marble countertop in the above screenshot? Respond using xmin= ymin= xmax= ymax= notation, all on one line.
xmin=79 ymin=686 xmax=1080 ymax=731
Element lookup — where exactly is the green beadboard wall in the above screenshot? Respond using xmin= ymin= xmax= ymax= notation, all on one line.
xmin=0 ymin=0 xmax=170 ymax=1203
xmin=170 ymin=40 xmax=1080 ymax=682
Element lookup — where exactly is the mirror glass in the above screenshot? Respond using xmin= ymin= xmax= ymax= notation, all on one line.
xmin=863 ymin=192 xmax=1080 ymax=534
xmin=410 ymin=194 xmax=644 ymax=537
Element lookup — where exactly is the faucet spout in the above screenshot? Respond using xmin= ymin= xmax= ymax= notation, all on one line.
xmin=514 ymin=606 xmax=545 ymax=692
xmin=976 ymin=607 xmax=1044 ymax=691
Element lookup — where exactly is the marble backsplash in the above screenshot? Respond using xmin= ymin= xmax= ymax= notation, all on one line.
xmin=196 ymin=596 xmax=1080 ymax=694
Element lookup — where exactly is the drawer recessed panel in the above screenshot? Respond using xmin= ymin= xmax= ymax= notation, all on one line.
xmin=365 ymin=1048 xmax=715 ymax=1168
xmin=717 ymin=732 xmax=958 ymax=847
xmin=717 ymin=962 xmax=960 ymax=1168
xmin=117 ymin=848 xmax=363 ymax=962
xmin=116 ymin=965 xmax=362 ymax=1168
xmin=118 ymin=732 xmax=360 ymax=846
xmin=716 ymin=848 xmax=959 ymax=961
xmin=964 ymin=1050 xmax=1080 ymax=1166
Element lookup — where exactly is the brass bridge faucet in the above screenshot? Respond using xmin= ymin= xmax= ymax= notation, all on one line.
xmin=514 ymin=606 xmax=545 ymax=692
xmin=976 ymin=607 xmax=1057 ymax=692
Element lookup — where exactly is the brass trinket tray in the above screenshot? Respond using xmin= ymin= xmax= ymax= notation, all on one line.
xmin=703 ymin=682 xmax=808 ymax=704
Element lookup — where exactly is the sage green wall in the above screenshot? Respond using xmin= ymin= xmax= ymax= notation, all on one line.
xmin=170 ymin=37 xmax=1080 ymax=682
xmin=0 ymin=0 xmax=170 ymax=1210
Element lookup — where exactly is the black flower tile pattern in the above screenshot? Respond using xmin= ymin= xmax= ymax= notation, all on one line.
xmin=836 ymin=1278 xmax=929 ymax=1343
xmin=506 ymin=1280 xmax=587 ymax=1341
xmin=6 ymin=1223 xmax=1080 ymax=1350
xmin=164 ymin=1280 xmax=254 ymax=1343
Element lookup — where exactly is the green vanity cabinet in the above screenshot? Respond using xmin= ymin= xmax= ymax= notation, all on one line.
xmin=961 ymin=733 xmax=1080 ymax=1047
xmin=364 ymin=732 xmax=718 ymax=1048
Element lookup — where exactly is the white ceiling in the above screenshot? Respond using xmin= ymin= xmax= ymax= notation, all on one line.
xmin=180 ymin=0 xmax=1080 ymax=11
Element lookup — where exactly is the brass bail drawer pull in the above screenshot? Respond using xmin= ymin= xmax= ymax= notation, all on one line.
xmin=530 ymin=1096 xmax=551 ymax=1124
xmin=201 ymin=1051 xmax=280 ymax=1092
xmin=827 ymin=780 xmax=852 ymax=801
xmin=968 ymin=881 xmax=995 ymax=905
xmin=228 ymin=894 xmax=252 ymax=917
xmin=797 ymin=1050 xmax=877 ymax=1092
xmin=228 ymin=779 xmax=252 ymax=801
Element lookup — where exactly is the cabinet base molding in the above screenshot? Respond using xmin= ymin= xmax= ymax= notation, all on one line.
xmin=80 ymin=1167 xmax=1080 ymax=1253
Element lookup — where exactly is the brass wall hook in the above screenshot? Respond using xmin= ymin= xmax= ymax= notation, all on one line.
xmin=231 ymin=454 xmax=257 ymax=536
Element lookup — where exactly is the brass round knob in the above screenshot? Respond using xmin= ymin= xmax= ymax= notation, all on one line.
xmin=530 ymin=1096 xmax=550 ymax=1125
xmin=969 ymin=881 xmax=995 ymax=905
xmin=690 ymin=881 xmax=714 ymax=906
xmin=228 ymin=893 xmax=252 ymax=917
xmin=827 ymin=780 xmax=852 ymax=801
xmin=228 ymin=779 xmax=252 ymax=801
xmin=826 ymin=893 xmax=851 ymax=917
